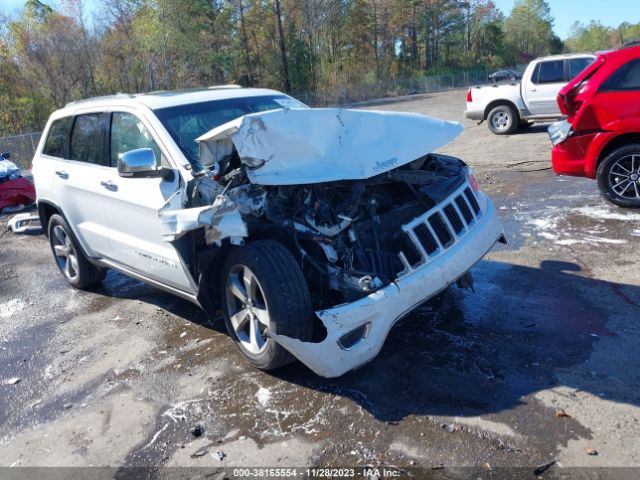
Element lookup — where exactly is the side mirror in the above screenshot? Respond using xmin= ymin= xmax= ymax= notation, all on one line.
xmin=117 ymin=148 xmax=159 ymax=178
xmin=1 ymin=151 xmax=10 ymax=160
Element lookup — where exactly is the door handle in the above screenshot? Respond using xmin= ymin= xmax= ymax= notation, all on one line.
xmin=100 ymin=180 xmax=118 ymax=192
xmin=530 ymin=88 xmax=537 ymax=92
xmin=55 ymin=170 xmax=69 ymax=179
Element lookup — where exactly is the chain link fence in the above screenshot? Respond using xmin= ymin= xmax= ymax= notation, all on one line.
xmin=294 ymin=69 xmax=491 ymax=106
xmin=0 ymin=68 xmax=504 ymax=170
xmin=0 ymin=132 xmax=41 ymax=170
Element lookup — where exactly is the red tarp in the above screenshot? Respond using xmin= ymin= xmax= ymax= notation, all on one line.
xmin=0 ymin=178 xmax=36 ymax=210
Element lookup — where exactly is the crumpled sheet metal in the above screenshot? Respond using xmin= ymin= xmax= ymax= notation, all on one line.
xmin=159 ymin=195 xmax=247 ymax=243
xmin=196 ymin=108 xmax=464 ymax=185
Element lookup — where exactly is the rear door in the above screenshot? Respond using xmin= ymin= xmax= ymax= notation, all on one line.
xmin=593 ymin=58 xmax=640 ymax=130
xmin=524 ymin=59 xmax=566 ymax=115
xmin=98 ymin=110 xmax=195 ymax=293
xmin=52 ymin=112 xmax=112 ymax=257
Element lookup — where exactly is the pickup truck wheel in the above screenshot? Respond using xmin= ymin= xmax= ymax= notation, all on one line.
xmin=597 ymin=145 xmax=640 ymax=208
xmin=488 ymin=105 xmax=518 ymax=135
xmin=221 ymin=240 xmax=313 ymax=371
xmin=48 ymin=214 xmax=105 ymax=288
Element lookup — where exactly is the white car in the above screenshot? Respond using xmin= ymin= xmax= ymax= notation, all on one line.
xmin=465 ymin=54 xmax=595 ymax=134
xmin=32 ymin=87 xmax=505 ymax=377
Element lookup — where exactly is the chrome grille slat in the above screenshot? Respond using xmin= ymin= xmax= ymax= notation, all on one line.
xmin=397 ymin=181 xmax=484 ymax=276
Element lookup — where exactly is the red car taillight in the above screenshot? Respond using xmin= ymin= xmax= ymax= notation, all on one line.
xmin=466 ymin=88 xmax=473 ymax=102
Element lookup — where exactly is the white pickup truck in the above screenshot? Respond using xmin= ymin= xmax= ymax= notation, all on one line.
xmin=465 ymin=54 xmax=595 ymax=135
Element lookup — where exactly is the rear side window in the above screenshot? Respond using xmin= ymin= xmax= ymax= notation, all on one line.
xmin=109 ymin=112 xmax=162 ymax=167
xmin=568 ymin=57 xmax=594 ymax=80
xmin=601 ymin=59 xmax=640 ymax=91
xmin=70 ymin=113 xmax=107 ymax=165
xmin=43 ymin=117 xmax=73 ymax=158
xmin=533 ymin=60 xmax=565 ymax=84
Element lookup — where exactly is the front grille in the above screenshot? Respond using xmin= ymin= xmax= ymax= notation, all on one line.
xmin=464 ymin=187 xmax=481 ymax=215
xmin=443 ymin=204 xmax=464 ymax=234
xmin=413 ymin=224 xmax=438 ymax=255
xmin=428 ymin=212 xmax=454 ymax=247
xmin=399 ymin=182 xmax=483 ymax=271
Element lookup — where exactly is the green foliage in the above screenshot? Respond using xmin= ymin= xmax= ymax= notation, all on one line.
xmin=0 ymin=0 xmax=627 ymax=135
xmin=565 ymin=20 xmax=640 ymax=53
xmin=503 ymin=0 xmax=556 ymax=60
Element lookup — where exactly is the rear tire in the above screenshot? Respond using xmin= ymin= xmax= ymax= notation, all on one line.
xmin=487 ymin=104 xmax=518 ymax=135
xmin=220 ymin=240 xmax=313 ymax=371
xmin=48 ymin=214 xmax=105 ymax=289
xmin=597 ymin=144 xmax=640 ymax=208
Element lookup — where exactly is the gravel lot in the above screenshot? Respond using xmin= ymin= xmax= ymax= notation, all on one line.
xmin=1 ymin=89 xmax=640 ymax=476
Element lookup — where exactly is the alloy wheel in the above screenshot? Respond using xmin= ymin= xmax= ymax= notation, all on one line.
xmin=51 ymin=225 xmax=79 ymax=282
xmin=225 ymin=265 xmax=271 ymax=355
xmin=491 ymin=111 xmax=510 ymax=131
xmin=609 ymin=154 xmax=640 ymax=200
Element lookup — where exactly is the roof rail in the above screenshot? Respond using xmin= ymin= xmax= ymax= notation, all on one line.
xmin=65 ymin=92 xmax=135 ymax=107
xmin=208 ymin=84 xmax=243 ymax=90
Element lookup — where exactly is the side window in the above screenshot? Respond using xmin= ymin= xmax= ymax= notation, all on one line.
xmin=568 ymin=57 xmax=594 ymax=80
xmin=43 ymin=117 xmax=73 ymax=158
xmin=534 ymin=60 xmax=564 ymax=84
xmin=110 ymin=112 xmax=163 ymax=168
xmin=69 ymin=113 xmax=107 ymax=165
xmin=601 ymin=59 xmax=640 ymax=92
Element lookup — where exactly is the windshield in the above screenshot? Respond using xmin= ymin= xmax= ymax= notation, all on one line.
xmin=154 ymin=95 xmax=307 ymax=171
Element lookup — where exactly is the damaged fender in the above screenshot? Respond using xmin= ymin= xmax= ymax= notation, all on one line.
xmin=159 ymin=192 xmax=248 ymax=245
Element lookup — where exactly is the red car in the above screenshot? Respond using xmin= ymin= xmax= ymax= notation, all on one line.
xmin=549 ymin=44 xmax=640 ymax=207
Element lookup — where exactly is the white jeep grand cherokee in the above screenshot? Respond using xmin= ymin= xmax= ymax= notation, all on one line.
xmin=32 ymin=86 xmax=505 ymax=377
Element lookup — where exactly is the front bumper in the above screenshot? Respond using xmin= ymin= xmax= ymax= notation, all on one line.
xmin=270 ymin=186 xmax=505 ymax=377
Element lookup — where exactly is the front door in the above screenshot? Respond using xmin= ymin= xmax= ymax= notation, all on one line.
xmin=524 ymin=59 xmax=565 ymax=116
xmin=98 ymin=110 xmax=195 ymax=293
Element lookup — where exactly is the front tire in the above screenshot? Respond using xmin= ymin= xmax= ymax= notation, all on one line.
xmin=220 ymin=240 xmax=313 ymax=371
xmin=48 ymin=214 xmax=105 ymax=289
xmin=487 ymin=104 xmax=518 ymax=135
xmin=597 ymin=144 xmax=640 ymax=208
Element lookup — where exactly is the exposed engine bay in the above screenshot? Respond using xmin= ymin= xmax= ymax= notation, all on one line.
xmin=186 ymin=151 xmax=468 ymax=308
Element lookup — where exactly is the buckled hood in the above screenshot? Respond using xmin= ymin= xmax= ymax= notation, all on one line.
xmin=196 ymin=108 xmax=464 ymax=185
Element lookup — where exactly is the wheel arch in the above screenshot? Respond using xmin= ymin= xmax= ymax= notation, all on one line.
xmin=596 ymin=132 xmax=640 ymax=168
xmin=37 ymin=200 xmax=62 ymax=238
xmin=484 ymin=99 xmax=520 ymax=121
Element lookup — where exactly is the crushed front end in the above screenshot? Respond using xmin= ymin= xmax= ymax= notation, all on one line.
xmin=261 ymin=158 xmax=505 ymax=376
xmin=161 ymin=108 xmax=505 ymax=377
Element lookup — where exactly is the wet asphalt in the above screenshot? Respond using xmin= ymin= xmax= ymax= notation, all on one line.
xmin=1 ymin=90 xmax=640 ymax=477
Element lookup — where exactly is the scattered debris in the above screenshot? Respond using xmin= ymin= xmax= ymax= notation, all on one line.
xmin=63 ymin=403 xmax=73 ymax=409
xmin=4 ymin=377 xmax=20 ymax=385
xmin=440 ymin=423 xmax=455 ymax=433
xmin=533 ymin=460 xmax=556 ymax=475
xmin=7 ymin=212 xmax=41 ymax=234
xmin=409 ymin=460 xmax=416 ymax=466
xmin=431 ymin=464 xmax=445 ymax=470
xmin=555 ymin=409 xmax=572 ymax=419
xmin=585 ymin=448 xmax=598 ymax=456
xmin=190 ymin=447 xmax=209 ymax=458
xmin=180 ymin=332 xmax=187 ymax=338
xmin=213 ymin=450 xmax=226 ymax=461
xmin=256 ymin=387 xmax=271 ymax=407
xmin=482 ymin=462 xmax=491 ymax=470
xmin=190 ymin=424 xmax=204 ymax=437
